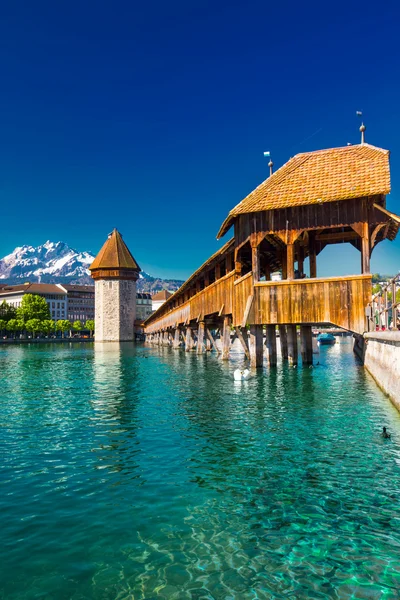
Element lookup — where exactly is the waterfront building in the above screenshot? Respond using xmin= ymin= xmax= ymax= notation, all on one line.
xmin=151 ymin=289 xmax=172 ymax=312
xmin=0 ymin=283 xmax=67 ymax=321
xmin=89 ymin=229 xmax=141 ymax=342
xmin=136 ymin=292 xmax=153 ymax=321
xmin=57 ymin=284 xmax=95 ymax=323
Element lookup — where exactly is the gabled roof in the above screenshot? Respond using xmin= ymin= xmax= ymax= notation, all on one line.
xmin=152 ymin=290 xmax=173 ymax=301
xmin=0 ymin=283 xmax=66 ymax=295
xmin=217 ymin=143 xmax=391 ymax=238
xmin=89 ymin=229 xmax=141 ymax=271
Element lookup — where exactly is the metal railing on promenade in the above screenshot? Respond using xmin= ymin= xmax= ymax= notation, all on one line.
xmin=366 ymin=273 xmax=400 ymax=331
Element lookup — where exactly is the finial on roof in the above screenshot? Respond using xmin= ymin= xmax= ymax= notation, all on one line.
xmin=356 ymin=111 xmax=365 ymax=144
xmin=263 ymin=151 xmax=273 ymax=176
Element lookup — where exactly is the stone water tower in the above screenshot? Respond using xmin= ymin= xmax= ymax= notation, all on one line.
xmin=89 ymin=229 xmax=141 ymax=342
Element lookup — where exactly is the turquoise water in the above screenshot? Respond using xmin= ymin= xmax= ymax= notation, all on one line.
xmin=1 ymin=341 xmax=400 ymax=599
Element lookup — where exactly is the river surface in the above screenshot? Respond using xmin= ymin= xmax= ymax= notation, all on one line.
xmin=1 ymin=341 xmax=400 ymax=599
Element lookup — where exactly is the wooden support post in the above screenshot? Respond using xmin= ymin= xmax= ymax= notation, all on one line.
xmin=264 ymin=263 xmax=271 ymax=281
xmin=215 ymin=263 xmax=221 ymax=280
xmin=309 ymin=233 xmax=317 ymax=278
xmin=197 ymin=321 xmax=205 ymax=354
xmin=185 ymin=327 xmax=193 ymax=352
xmin=222 ymin=316 xmax=231 ymax=360
xmin=173 ymin=328 xmax=181 ymax=349
xmin=279 ymin=325 xmax=288 ymax=360
xmin=206 ymin=328 xmax=220 ymax=353
xmin=287 ymin=325 xmax=298 ymax=365
xmin=249 ymin=324 xmax=264 ymax=368
xmin=300 ymin=325 xmax=313 ymax=365
xmin=251 ymin=243 xmax=260 ymax=283
xmin=206 ymin=337 xmax=211 ymax=351
xmin=164 ymin=331 xmax=170 ymax=346
xmin=287 ymin=243 xmax=295 ymax=280
xmin=204 ymin=272 xmax=210 ymax=287
xmin=361 ymin=222 xmax=370 ymax=274
xmin=226 ymin=253 xmax=233 ymax=273
xmin=236 ymin=327 xmax=250 ymax=360
xmin=196 ymin=280 xmax=201 ymax=294
xmin=265 ymin=325 xmax=277 ymax=367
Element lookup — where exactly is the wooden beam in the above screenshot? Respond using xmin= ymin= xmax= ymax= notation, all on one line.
xmin=249 ymin=324 xmax=263 ymax=368
xmin=287 ymin=325 xmax=298 ymax=365
xmin=185 ymin=327 xmax=193 ymax=352
xmin=309 ymin=232 xmax=317 ymax=278
xmin=251 ymin=244 xmax=260 ymax=283
xmin=218 ymin=304 xmax=225 ymax=317
xmin=235 ymin=327 xmax=250 ymax=360
xmin=206 ymin=327 xmax=220 ymax=353
xmin=242 ymin=294 xmax=254 ymax=328
xmin=222 ymin=316 xmax=231 ymax=360
xmin=287 ymin=243 xmax=295 ymax=280
xmin=315 ymin=231 xmax=359 ymax=242
xmin=173 ymin=327 xmax=181 ymax=349
xmin=361 ymin=221 xmax=370 ymax=274
xmin=279 ymin=325 xmax=288 ymax=360
xmin=265 ymin=325 xmax=277 ymax=367
xmin=300 ymin=325 xmax=313 ymax=365
xmin=197 ymin=321 xmax=205 ymax=354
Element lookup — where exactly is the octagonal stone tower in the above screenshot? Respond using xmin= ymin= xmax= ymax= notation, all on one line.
xmin=89 ymin=229 xmax=141 ymax=342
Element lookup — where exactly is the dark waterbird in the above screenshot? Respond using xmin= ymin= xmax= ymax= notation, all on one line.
xmin=382 ymin=427 xmax=391 ymax=439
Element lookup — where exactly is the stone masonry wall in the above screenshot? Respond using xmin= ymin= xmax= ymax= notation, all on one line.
xmin=95 ymin=279 xmax=137 ymax=342
xmin=363 ymin=332 xmax=400 ymax=411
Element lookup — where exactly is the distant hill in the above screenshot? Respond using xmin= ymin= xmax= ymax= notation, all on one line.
xmin=0 ymin=241 xmax=184 ymax=293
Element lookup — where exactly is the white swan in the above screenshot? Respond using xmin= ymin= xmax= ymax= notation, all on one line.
xmin=234 ymin=368 xmax=251 ymax=381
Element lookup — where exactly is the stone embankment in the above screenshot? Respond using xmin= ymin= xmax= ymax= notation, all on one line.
xmin=355 ymin=332 xmax=400 ymax=410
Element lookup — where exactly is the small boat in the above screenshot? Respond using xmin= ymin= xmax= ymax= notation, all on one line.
xmin=234 ymin=368 xmax=251 ymax=381
xmin=317 ymin=333 xmax=336 ymax=345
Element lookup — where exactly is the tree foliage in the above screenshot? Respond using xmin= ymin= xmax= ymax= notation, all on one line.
xmin=56 ymin=320 xmax=72 ymax=334
xmin=25 ymin=318 xmax=42 ymax=336
xmin=0 ymin=300 xmax=17 ymax=322
xmin=73 ymin=320 xmax=83 ymax=331
xmin=41 ymin=319 xmax=55 ymax=334
xmin=17 ymin=294 xmax=50 ymax=322
xmin=85 ymin=320 xmax=95 ymax=336
xmin=0 ymin=318 xmax=7 ymax=331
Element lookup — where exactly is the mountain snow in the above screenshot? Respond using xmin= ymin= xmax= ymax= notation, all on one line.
xmin=0 ymin=240 xmax=184 ymax=291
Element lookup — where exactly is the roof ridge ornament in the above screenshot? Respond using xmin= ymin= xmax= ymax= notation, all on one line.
xmin=356 ymin=111 xmax=366 ymax=144
xmin=263 ymin=150 xmax=274 ymax=176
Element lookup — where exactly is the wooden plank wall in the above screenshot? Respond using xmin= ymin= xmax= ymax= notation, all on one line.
xmin=232 ymin=272 xmax=254 ymax=327
xmin=254 ymin=275 xmax=371 ymax=334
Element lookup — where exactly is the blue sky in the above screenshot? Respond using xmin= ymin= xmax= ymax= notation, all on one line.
xmin=0 ymin=0 xmax=399 ymax=279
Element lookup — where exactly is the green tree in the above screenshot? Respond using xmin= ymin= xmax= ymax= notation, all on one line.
xmin=0 ymin=318 xmax=7 ymax=334
xmin=41 ymin=319 xmax=55 ymax=336
xmin=17 ymin=294 xmax=50 ymax=323
xmin=7 ymin=318 xmax=24 ymax=339
xmin=0 ymin=300 xmax=17 ymax=322
xmin=25 ymin=318 xmax=42 ymax=338
xmin=56 ymin=319 xmax=72 ymax=338
xmin=73 ymin=320 xmax=83 ymax=335
xmin=85 ymin=319 xmax=95 ymax=337
xmin=372 ymin=284 xmax=382 ymax=295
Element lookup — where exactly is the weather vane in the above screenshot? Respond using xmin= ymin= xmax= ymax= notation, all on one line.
xmin=356 ymin=111 xmax=366 ymax=144
xmin=263 ymin=151 xmax=274 ymax=176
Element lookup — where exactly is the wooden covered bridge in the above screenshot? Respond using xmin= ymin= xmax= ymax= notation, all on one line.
xmin=144 ymin=135 xmax=400 ymax=366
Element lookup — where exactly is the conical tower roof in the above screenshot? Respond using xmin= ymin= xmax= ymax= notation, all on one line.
xmin=89 ymin=229 xmax=141 ymax=272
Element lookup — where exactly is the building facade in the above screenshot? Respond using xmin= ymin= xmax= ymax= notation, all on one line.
xmin=151 ymin=289 xmax=173 ymax=312
xmin=57 ymin=284 xmax=95 ymax=323
xmin=89 ymin=229 xmax=141 ymax=342
xmin=0 ymin=283 xmax=67 ymax=321
xmin=136 ymin=293 xmax=153 ymax=321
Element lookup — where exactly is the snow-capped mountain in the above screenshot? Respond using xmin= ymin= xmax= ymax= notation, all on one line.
xmin=0 ymin=241 xmax=94 ymax=283
xmin=0 ymin=241 xmax=184 ymax=292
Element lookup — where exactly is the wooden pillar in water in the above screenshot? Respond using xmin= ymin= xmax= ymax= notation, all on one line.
xmin=265 ymin=325 xmax=277 ymax=367
xmin=249 ymin=324 xmax=264 ymax=368
xmin=221 ymin=316 xmax=231 ymax=360
xmin=197 ymin=321 xmax=205 ymax=354
xmin=173 ymin=328 xmax=181 ymax=349
xmin=279 ymin=325 xmax=288 ymax=360
xmin=287 ymin=325 xmax=298 ymax=365
xmin=185 ymin=327 xmax=193 ymax=352
xmin=300 ymin=325 xmax=313 ymax=365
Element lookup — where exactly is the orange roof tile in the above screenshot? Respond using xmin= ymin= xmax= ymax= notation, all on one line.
xmin=217 ymin=144 xmax=391 ymax=238
xmin=89 ymin=229 xmax=141 ymax=271
xmin=152 ymin=290 xmax=173 ymax=301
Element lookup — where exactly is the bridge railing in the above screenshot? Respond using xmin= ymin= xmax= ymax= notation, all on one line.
xmin=367 ymin=273 xmax=400 ymax=331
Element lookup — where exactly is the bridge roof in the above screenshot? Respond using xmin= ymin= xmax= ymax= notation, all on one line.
xmin=217 ymin=143 xmax=391 ymax=238
xmin=89 ymin=229 xmax=140 ymax=272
